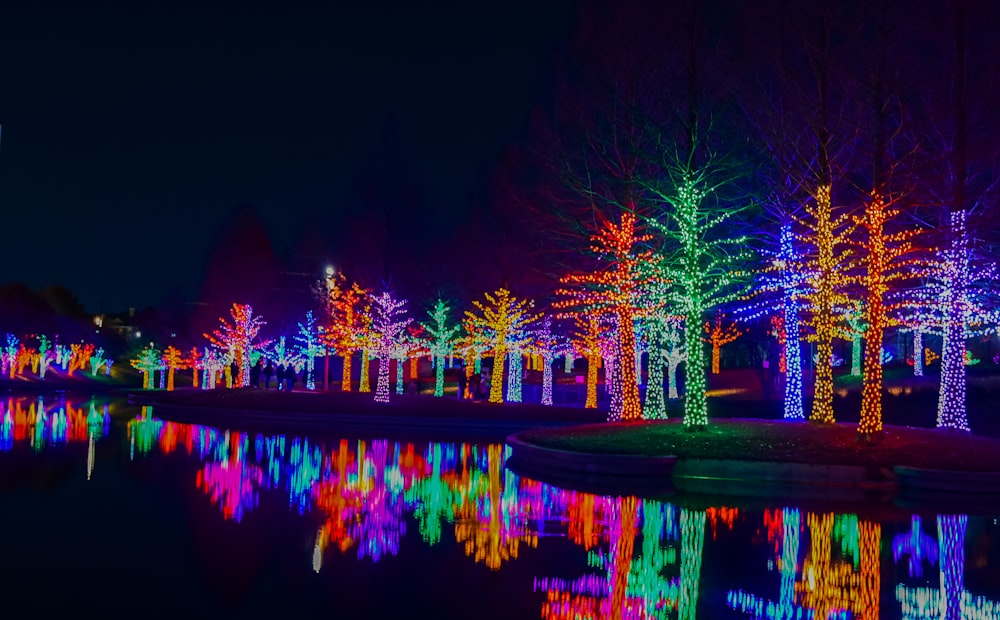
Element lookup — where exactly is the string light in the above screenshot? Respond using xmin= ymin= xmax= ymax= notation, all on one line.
xmin=293 ymin=310 xmax=324 ymax=390
xmin=464 ymin=288 xmax=540 ymax=404
xmin=161 ymin=345 xmax=188 ymax=391
xmin=554 ymin=210 xmax=659 ymax=422
xmin=799 ymin=185 xmax=853 ymax=424
xmin=421 ymin=299 xmax=460 ymax=398
xmin=571 ymin=316 xmax=602 ymax=408
xmin=703 ymin=311 xmax=741 ymax=374
xmin=203 ymin=303 xmax=269 ymax=388
xmin=371 ymin=291 xmax=410 ymax=404
xmin=937 ymin=210 xmax=971 ymax=431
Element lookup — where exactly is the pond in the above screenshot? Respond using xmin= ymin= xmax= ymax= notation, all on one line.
xmin=0 ymin=391 xmax=998 ymax=619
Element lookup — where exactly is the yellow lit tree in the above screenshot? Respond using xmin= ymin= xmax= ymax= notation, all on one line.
xmin=464 ymin=288 xmax=541 ymax=403
xmin=571 ymin=315 xmax=603 ymax=409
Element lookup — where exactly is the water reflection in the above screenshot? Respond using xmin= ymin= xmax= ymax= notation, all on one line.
xmin=0 ymin=395 xmax=111 ymax=480
xmin=28 ymin=403 xmax=985 ymax=618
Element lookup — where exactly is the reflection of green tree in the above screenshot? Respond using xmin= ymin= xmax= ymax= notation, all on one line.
xmin=129 ymin=406 xmax=163 ymax=458
xmin=627 ymin=500 xmax=680 ymax=618
xmin=678 ymin=508 xmax=706 ymax=620
xmin=404 ymin=443 xmax=462 ymax=545
xmin=834 ymin=513 xmax=860 ymax=567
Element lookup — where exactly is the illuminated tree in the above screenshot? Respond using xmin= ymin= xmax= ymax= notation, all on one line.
xmin=371 ymin=291 xmax=410 ymax=404
xmin=89 ymin=347 xmax=107 ymax=376
xmin=325 ymin=276 xmax=371 ymax=392
xmin=160 ymin=345 xmax=188 ymax=391
xmin=36 ymin=335 xmax=55 ymax=379
xmin=2 ymin=334 xmax=16 ymax=378
xmin=130 ymin=343 xmax=162 ymax=390
xmin=570 ymin=316 xmax=602 ymax=409
xmin=464 ymin=288 xmax=541 ymax=404
xmin=204 ymin=303 xmax=268 ymax=388
xmin=851 ymin=190 xmax=926 ymax=439
xmin=187 ymin=347 xmax=201 ymax=387
xmin=645 ymin=166 xmax=755 ymax=429
xmin=67 ymin=343 xmax=94 ymax=376
xmin=554 ymin=210 xmax=659 ymax=422
xmin=293 ymin=310 xmax=324 ymax=390
xmin=420 ymin=299 xmax=460 ymax=398
xmin=797 ymin=185 xmax=855 ymax=424
xmin=534 ymin=316 xmax=561 ymax=406
xmin=703 ymin=311 xmax=741 ymax=375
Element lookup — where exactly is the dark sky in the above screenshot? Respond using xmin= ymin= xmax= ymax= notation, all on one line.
xmin=0 ymin=1 xmax=578 ymax=313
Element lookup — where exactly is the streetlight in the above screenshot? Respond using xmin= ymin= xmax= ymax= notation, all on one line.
xmin=322 ymin=266 xmax=335 ymax=391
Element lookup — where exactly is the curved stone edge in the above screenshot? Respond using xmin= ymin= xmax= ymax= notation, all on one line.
xmin=894 ymin=466 xmax=1000 ymax=494
xmin=507 ymin=434 xmax=1000 ymax=502
xmin=505 ymin=434 xmax=677 ymax=477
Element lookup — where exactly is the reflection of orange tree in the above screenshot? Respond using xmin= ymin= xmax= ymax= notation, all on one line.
xmin=795 ymin=512 xmax=880 ymax=620
xmin=195 ymin=431 xmax=263 ymax=523
xmin=313 ymin=440 xmax=358 ymax=571
xmin=535 ymin=496 xmax=645 ymax=620
xmin=454 ymin=444 xmax=537 ymax=570
xmin=704 ymin=505 xmax=739 ymax=541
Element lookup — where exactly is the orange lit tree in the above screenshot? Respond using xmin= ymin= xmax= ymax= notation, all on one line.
xmin=464 ymin=288 xmax=541 ymax=404
xmin=851 ymin=191 xmax=925 ymax=440
xmin=703 ymin=311 xmax=741 ymax=374
xmin=324 ymin=274 xmax=371 ymax=392
xmin=554 ymin=210 xmax=659 ymax=421
xmin=161 ymin=345 xmax=188 ymax=391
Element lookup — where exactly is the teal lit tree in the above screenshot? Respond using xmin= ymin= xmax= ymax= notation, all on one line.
xmin=420 ymin=298 xmax=460 ymax=397
xmin=294 ymin=310 xmax=324 ymax=390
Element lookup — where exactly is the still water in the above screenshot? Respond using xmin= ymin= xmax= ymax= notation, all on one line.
xmin=0 ymin=391 xmax=998 ymax=619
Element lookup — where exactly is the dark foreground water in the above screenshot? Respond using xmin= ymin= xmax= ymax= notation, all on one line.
xmin=0 ymin=392 xmax=998 ymax=619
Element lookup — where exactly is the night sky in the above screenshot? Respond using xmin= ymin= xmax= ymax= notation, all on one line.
xmin=0 ymin=2 xmax=578 ymax=313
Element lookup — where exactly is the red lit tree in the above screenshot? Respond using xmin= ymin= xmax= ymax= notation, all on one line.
xmin=554 ymin=210 xmax=659 ymax=421
xmin=203 ymin=303 xmax=268 ymax=388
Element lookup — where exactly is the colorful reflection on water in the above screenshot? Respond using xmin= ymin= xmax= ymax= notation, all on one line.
xmin=0 ymin=394 xmax=997 ymax=618
xmin=117 ymin=406 xmax=1000 ymax=619
xmin=0 ymin=394 xmax=111 ymax=480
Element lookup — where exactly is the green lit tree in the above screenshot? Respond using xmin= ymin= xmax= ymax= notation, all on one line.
xmin=420 ymin=298 xmax=461 ymax=397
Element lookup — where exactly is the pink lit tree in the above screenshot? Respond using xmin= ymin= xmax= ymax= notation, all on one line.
xmin=371 ymin=291 xmax=411 ymax=403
